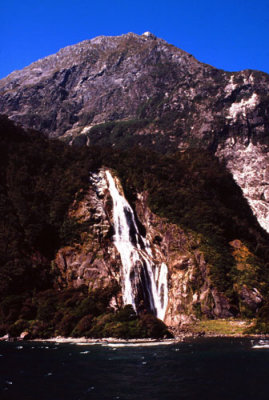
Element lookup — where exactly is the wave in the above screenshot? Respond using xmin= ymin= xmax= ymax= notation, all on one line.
xmin=104 ymin=341 xmax=175 ymax=347
xmin=252 ymin=340 xmax=269 ymax=349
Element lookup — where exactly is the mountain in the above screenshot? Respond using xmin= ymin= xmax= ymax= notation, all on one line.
xmin=1 ymin=32 xmax=269 ymax=234
xmin=1 ymin=33 xmax=269 ymax=337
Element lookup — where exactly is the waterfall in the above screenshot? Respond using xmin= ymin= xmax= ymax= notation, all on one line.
xmin=105 ymin=170 xmax=168 ymax=321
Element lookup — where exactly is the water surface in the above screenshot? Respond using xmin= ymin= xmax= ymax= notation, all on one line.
xmin=0 ymin=338 xmax=268 ymax=400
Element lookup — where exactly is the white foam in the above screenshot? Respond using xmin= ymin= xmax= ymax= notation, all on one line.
xmin=75 ymin=342 xmax=100 ymax=346
xmin=105 ymin=341 xmax=173 ymax=347
xmin=252 ymin=340 xmax=269 ymax=349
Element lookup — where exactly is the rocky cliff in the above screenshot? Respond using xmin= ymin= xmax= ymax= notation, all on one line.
xmin=53 ymin=167 xmax=264 ymax=329
xmin=0 ymin=32 xmax=269 ymax=233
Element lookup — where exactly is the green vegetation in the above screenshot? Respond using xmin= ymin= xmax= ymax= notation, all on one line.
xmin=0 ymin=286 xmax=170 ymax=339
xmin=86 ymin=305 xmax=171 ymax=339
xmin=84 ymin=119 xmax=151 ymax=150
xmin=188 ymin=319 xmax=254 ymax=336
xmin=246 ymin=302 xmax=269 ymax=334
xmin=1 ymin=115 xmax=269 ymax=336
xmin=0 ymin=115 xmax=100 ymax=297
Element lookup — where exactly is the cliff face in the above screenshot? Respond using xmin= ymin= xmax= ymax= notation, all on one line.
xmin=216 ymin=141 xmax=269 ymax=232
xmin=55 ymin=170 xmax=120 ymax=290
xmin=53 ymin=168 xmax=263 ymax=328
xmin=1 ymin=33 xmax=269 ymax=233
xmin=134 ymin=191 xmax=234 ymax=326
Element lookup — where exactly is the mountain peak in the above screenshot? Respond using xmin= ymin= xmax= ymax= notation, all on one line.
xmin=141 ymin=31 xmax=157 ymax=39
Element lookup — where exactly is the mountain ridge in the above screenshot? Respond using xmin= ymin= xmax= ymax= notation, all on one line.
xmin=0 ymin=32 xmax=200 ymax=83
xmin=1 ymin=32 xmax=268 ymax=233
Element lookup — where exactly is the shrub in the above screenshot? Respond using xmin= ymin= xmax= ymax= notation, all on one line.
xmin=36 ymin=295 xmax=57 ymax=322
xmin=72 ymin=314 xmax=94 ymax=337
xmin=8 ymin=319 xmax=29 ymax=338
xmin=0 ymin=295 xmax=24 ymax=323
xmin=28 ymin=321 xmax=54 ymax=339
xmin=139 ymin=313 xmax=172 ymax=338
xmin=20 ymin=298 xmax=37 ymax=320
xmin=116 ymin=305 xmax=137 ymax=322
xmin=56 ymin=313 xmax=79 ymax=337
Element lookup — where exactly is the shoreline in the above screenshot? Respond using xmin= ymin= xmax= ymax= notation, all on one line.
xmin=2 ymin=333 xmax=269 ymax=345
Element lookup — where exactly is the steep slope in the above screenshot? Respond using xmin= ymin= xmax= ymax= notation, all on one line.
xmin=0 ymin=33 xmax=269 ymax=233
xmin=0 ymin=117 xmax=171 ymax=338
xmin=0 ymin=32 xmax=203 ymax=138
xmin=1 ymin=117 xmax=269 ymax=337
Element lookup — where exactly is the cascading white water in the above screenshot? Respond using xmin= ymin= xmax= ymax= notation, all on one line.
xmin=105 ymin=170 xmax=168 ymax=321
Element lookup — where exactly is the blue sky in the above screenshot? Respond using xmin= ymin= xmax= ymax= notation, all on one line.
xmin=1 ymin=0 xmax=269 ymax=79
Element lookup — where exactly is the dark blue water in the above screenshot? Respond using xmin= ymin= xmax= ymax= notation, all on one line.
xmin=0 ymin=338 xmax=268 ymax=400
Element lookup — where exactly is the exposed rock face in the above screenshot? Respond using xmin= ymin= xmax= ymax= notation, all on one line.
xmin=216 ymin=141 xmax=269 ymax=232
xmin=55 ymin=170 xmax=122 ymax=293
xmin=2 ymin=34 xmax=268 ymax=146
xmin=56 ymin=169 xmax=259 ymax=327
xmin=0 ymin=33 xmax=204 ymax=138
xmin=135 ymin=191 xmax=235 ymax=325
xmin=229 ymin=239 xmax=263 ymax=314
xmin=0 ymin=33 xmax=268 ymax=232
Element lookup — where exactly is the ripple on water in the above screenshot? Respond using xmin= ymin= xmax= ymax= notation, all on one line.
xmin=252 ymin=340 xmax=269 ymax=349
xmin=1 ymin=338 xmax=269 ymax=400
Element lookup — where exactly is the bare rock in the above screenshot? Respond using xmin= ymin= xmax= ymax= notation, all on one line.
xmin=1 ymin=33 xmax=269 ymax=233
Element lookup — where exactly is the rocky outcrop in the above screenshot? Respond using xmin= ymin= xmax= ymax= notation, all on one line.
xmin=229 ymin=239 xmax=263 ymax=315
xmin=55 ymin=170 xmax=122 ymax=294
xmin=216 ymin=141 xmax=269 ymax=232
xmin=135 ymin=191 xmax=235 ymax=325
xmin=55 ymin=170 xmax=255 ymax=327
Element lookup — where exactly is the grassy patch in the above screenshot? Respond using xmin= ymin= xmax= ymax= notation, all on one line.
xmin=188 ymin=319 xmax=254 ymax=335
